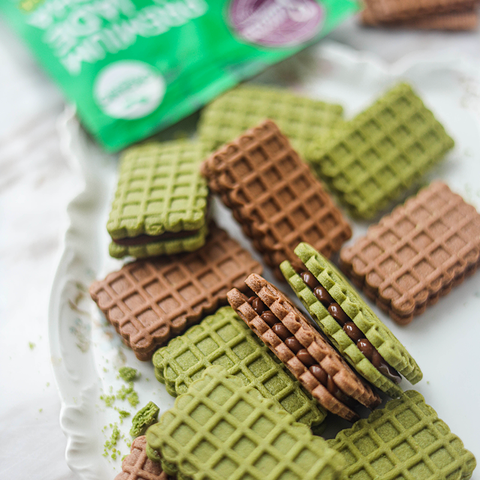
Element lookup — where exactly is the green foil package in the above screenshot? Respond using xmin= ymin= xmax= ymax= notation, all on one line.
xmin=1 ymin=0 xmax=359 ymax=151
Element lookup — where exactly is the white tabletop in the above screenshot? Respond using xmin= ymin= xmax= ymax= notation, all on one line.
xmin=1 ymin=14 xmax=479 ymax=480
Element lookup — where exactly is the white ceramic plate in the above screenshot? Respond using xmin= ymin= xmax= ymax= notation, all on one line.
xmin=49 ymin=41 xmax=480 ymax=480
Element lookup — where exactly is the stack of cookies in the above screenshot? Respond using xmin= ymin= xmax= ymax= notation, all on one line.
xmin=89 ymin=82 xmax=478 ymax=480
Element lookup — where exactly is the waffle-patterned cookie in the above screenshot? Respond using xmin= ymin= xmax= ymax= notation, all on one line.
xmin=363 ymin=0 xmax=478 ymax=21
xmin=327 ymin=391 xmax=476 ymax=480
xmin=201 ymin=120 xmax=352 ymax=280
xmin=115 ymin=436 xmax=170 ymax=480
xmin=146 ymin=366 xmax=345 ymax=480
xmin=306 ymin=83 xmax=455 ymax=219
xmin=90 ymin=225 xmax=262 ymax=361
xmin=153 ymin=306 xmax=327 ymax=428
xmin=198 ymin=84 xmax=344 ymax=156
xmin=228 ymin=274 xmax=381 ymax=422
xmin=108 ymin=140 xmax=210 ymax=259
xmin=340 ymin=181 xmax=480 ymax=325
xmin=361 ymin=6 xmax=479 ymax=30
xmin=281 ymin=243 xmax=423 ymax=395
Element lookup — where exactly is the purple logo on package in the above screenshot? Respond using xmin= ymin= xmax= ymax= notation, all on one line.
xmin=229 ymin=0 xmax=324 ymax=47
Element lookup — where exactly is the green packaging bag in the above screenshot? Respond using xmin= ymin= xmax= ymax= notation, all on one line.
xmin=1 ymin=0 xmax=359 ymax=151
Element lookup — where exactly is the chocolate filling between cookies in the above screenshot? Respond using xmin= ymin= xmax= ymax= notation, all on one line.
xmin=247 ymin=296 xmax=358 ymax=409
xmin=112 ymin=229 xmax=201 ymax=246
xmin=299 ymin=271 xmax=401 ymax=385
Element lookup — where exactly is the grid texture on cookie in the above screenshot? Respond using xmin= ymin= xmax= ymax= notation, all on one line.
xmin=115 ymin=436 xmax=169 ymax=480
xmin=198 ymin=84 xmax=344 ymax=155
xmin=153 ymin=306 xmax=326 ymax=427
xmin=227 ymin=275 xmax=381 ymax=422
xmin=90 ymin=225 xmax=262 ymax=361
xmin=361 ymin=6 xmax=479 ymax=30
xmin=291 ymin=243 xmax=423 ymax=385
xmin=364 ymin=0 xmax=478 ymax=21
xmin=146 ymin=366 xmax=345 ymax=480
xmin=306 ymin=83 xmax=454 ymax=218
xmin=280 ymin=260 xmax=402 ymax=398
xmin=202 ymin=120 xmax=352 ymax=279
xmin=327 ymin=390 xmax=476 ymax=480
xmin=107 ymin=140 xmax=209 ymax=257
xmin=340 ymin=181 xmax=480 ymax=325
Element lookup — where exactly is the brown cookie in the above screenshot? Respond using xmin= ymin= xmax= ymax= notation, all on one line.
xmin=201 ymin=119 xmax=352 ymax=280
xmin=340 ymin=181 xmax=480 ymax=324
xmin=227 ymin=273 xmax=381 ymax=422
xmin=115 ymin=436 xmax=170 ymax=480
xmin=90 ymin=224 xmax=262 ymax=360
xmin=361 ymin=5 xmax=479 ymax=30
xmin=363 ymin=0 xmax=478 ymax=22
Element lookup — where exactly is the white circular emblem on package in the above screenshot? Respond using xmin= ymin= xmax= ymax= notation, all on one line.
xmin=94 ymin=61 xmax=166 ymax=120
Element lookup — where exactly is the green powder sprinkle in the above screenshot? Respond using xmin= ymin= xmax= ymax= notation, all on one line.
xmin=128 ymin=392 xmax=139 ymax=408
xmin=103 ymin=424 xmax=123 ymax=460
xmin=46 ymin=382 xmax=50 ymax=387
xmin=116 ymin=383 xmax=133 ymax=401
xmin=118 ymin=366 xmax=139 ymax=382
xmin=39 ymin=408 xmax=43 ymax=413
xmin=100 ymin=394 xmax=116 ymax=407
xmin=116 ymin=409 xmax=131 ymax=424
xmin=28 ymin=342 xmax=36 ymax=350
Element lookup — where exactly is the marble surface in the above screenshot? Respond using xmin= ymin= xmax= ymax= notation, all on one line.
xmin=1 ymin=13 xmax=480 ymax=480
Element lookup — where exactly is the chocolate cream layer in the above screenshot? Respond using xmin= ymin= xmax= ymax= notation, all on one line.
xmin=247 ymin=296 xmax=358 ymax=410
xmin=112 ymin=229 xmax=201 ymax=246
xmin=299 ymin=271 xmax=401 ymax=385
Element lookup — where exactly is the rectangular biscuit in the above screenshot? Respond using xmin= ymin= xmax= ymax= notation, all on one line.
xmin=198 ymin=84 xmax=344 ymax=157
xmin=327 ymin=391 xmax=476 ymax=480
xmin=201 ymin=120 xmax=352 ymax=280
xmin=153 ymin=306 xmax=327 ymax=427
xmin=306 ymin=83 xmax=455 ymax=219
xmin=90 ymin=224 xmax=262 ymax=360
xmin=107 ymin=140 xmax=210 ymax=259
xmin=340 ymin=181 xmax=480 ymax=324
xmin=364 ymin=0 xmax=478 ymax=22
xmin=361 ymin=6 xmax=479 ymax=30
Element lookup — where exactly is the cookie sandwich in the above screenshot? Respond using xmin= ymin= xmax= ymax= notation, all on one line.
xmin=90 ymin=224 xmax=262 ymax=361
xmin=280 ymin=243 xmax=423 ymax=398
xmin=228 ymin=273 xmax=381 ymax=422
xmin=146 ymin=366 xmax=346 ymax=480
xmin=328 ymin=390 xmax=476 ymax=480
xmin=107 ymin=140 xmax=210 ymax=259
xmin=201 ymin=119 xmax=352 ymax=279
xmin=152 ymin=306 xmax=327 ymax=428
xmin=340 ymin=181 xmax=480 ymax=324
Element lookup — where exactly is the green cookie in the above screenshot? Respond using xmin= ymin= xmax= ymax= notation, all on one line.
xmin=107 ymin=140 xmax=210 ymax=258
xmin=306 ymin=83 xmax=454 ymax=218
xmin=153 ymin=306 xmax=326 ymax=428
xmin=130 ymin=401 xmax=160 ymax=438
xmin=328 ymin=391 xmax=476 ymax=480
xmin=198 ymin=84 xmax=345 ymax=157
xmin=146 ymin=365 xmax=345 ymax=480
xmin=280 ymin=243 xmax=422 ymax=398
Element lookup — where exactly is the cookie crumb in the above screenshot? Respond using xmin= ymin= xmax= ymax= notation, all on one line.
xmin=130 ymin=401 xmax=160 ymax=438
xmin=118 ymin=366 xmax=139 ymax=382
